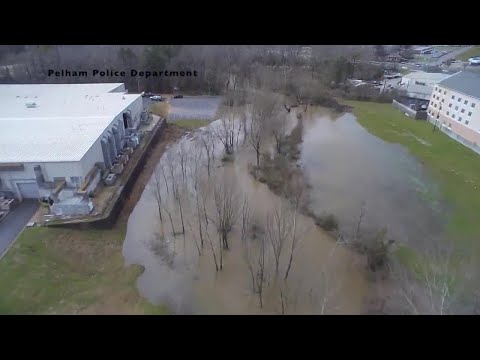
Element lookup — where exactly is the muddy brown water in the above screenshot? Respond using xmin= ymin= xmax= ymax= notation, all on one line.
xmin=123 ymin=106 xmax=448 ymax=314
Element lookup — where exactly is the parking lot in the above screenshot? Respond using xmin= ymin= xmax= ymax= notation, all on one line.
xmin=168 ymin=96 xmax=223 ymax=120
xmin=143 ymin=94 xmax=223 ymax=121
xmin=0 ymin=200 xmax=38 ymax=258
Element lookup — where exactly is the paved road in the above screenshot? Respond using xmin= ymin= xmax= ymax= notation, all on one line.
xmin=429 ymin=46 xmax=473 ymax=66
xmin=0 ymin=200 xmax=38 ymax=258
xmin=358 ymin=46 xmax=474 ymax=71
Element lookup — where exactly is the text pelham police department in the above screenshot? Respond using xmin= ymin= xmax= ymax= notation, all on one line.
xmin=47 ymin=69 xmax=199 ymax=78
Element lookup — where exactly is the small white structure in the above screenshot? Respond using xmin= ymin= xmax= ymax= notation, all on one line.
xmin=399 ymin=71 xmax=451 ymax=100
xmin=0 ymin=83 xmax=143 ymax=202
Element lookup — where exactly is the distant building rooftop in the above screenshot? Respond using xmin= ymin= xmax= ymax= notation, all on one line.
xmin=438 ymin=71 xmax=480 ymax=100
xmin=413 ymin=46 xmax=434 ymax=51
xmin=402 ymin=71 xmax=450 ymax=83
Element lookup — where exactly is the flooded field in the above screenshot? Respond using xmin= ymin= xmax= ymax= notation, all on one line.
xmin=123 ymin=105 xmax=450 ymax=314
xmin=300 ymin=107 xmax=450 ymax=250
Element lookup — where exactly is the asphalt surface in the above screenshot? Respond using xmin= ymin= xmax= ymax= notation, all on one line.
xmin=358 ymin=46 xmax=475 ymax=72
xmin=0 ymin=200 xmax=39 ymax=258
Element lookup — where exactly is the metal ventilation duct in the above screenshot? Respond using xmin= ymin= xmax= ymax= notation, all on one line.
xmin=101 ymin=136 xmax=112 ymax=168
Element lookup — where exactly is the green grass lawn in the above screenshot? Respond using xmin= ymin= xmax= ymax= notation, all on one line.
xmin=169 ymin=119 xmax=211 ymax=130
xmin=0 ymin=226 xmax=169 ymax=315
xmin=456 ymin=46 xmax=480 ymax=61
xmin=346 ymin=101 xmax=480 ymax=245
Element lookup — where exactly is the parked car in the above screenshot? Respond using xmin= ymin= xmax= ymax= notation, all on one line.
xmin=469 ymin=57 xmax=480 ymax=65
xmin=141 ymin=91 xmax=153 ymax=97
xmin=150 ymin=95 xmax=163 ymax=101
xmin=173 ymin=94 xmax=184 ymax=99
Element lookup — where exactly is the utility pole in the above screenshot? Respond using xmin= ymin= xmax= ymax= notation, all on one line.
xmin=432 ymin=108 xmax=439 ymax=132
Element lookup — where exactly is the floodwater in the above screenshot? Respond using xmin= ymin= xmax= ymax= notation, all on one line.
xmin=123 ymin=106 xmax=448 ymax=314
xmin=300 ymin=107 xmax=449 ymax=249
xmin=123 ymin=115 xmax=368 ymax=314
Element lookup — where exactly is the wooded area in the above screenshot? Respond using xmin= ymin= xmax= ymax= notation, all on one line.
xmin=0 ymin=45 xmax=379 ymax=95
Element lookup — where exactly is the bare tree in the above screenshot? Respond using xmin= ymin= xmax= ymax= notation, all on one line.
xmin=256 ymin=231 xmax=268 ymax=308
xmin=214 ymin=117 xmax=235 ymax=155
xmin=205 ymin=227 xmax=219 ymax=272
xmin=241 ymin=110 xmax=248 ymax=145
xmin=241 ymin=197 xmax=251 ymax=243
xmin=284 ymin=175 xmax=305 ymax=281
xmin=308 ymin=267 xmax=342 ymax=315
xmin=160 ymin=164 xmax=169 ymax=195
xmin=176 ymin=183 xmax=186 ymax=236
xmin=249 ymin=91 xmax=277 ymax=167
xmin=152 ymin=168 xmax=165 ymax=240
xmin=266 ymin=203 xmax=292 ymax=277
xmin=212 ymin=178 xmax=239 ymax=250
xmin=199 ymin=178 xmax=211 ymax=229
xmin=272 ymin=112 xmax=288 ymax=154
xmin=281 ymin=52 xmax=294 ymax=113
xmin=354 ymin=201 xmax=366 ymax=242
xmin=192 ymin=150 xmax=204 ymax=250
xmin=389 ymin=241 xmax=477 ymax=315
xmin=294 ymin=73 xmax=315 ymax=112
xmin=187 ymin=221 xmax=202 ymax=257
xmin=214 ymin=95 xmax=237 ymax=156
xmin=199 ymin=130 xmax=215 ymax=177
xmin=161 ymin=201 xmax=177 ymax=252
xmin=177 ymin=142 xmax=188 ymax=185
xmin=166 ymin=151 xmax=179 ymax=200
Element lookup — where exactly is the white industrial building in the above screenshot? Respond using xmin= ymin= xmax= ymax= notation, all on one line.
xmin=0 ymin=83 xmax=143 ymax=207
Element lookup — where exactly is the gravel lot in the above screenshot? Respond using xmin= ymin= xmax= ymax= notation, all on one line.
xmin=168 ymin=96 xmax=223 ymax=120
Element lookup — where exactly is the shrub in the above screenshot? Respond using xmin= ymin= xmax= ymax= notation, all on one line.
xmin=221 ymin=154 xmax=235 ymax=163
xmin=315 ymin=213 xmax=339 ymax=231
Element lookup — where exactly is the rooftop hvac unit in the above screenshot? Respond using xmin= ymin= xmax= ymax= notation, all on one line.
xmin=111 ymin=163 xmax=124 ymax=175
xmin=25 ymin=102 xmax=37 ymax=108
xmin=122 ymin=147 xmax=134 ymax=155
xmin=119 ymin=155 xmax=129 ymax=165
xmin=104 ymin=174 xmax=116 ymax=186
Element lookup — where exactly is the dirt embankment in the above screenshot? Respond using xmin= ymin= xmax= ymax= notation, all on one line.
xmin=117 ymin=124 xmax=185 ymax=225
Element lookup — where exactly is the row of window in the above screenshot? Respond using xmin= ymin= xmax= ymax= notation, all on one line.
xmin=428 ymin=109 xmax=470 ymax=125
xmin=446 ymin=103 xmax=473 ymax=116
xmin=434 ymin=87 xmax=476 ymax=108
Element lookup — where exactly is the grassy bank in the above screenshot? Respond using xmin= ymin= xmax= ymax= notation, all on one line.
xmin=346 ymin=101 xmax=480 ymax=244
xmin=0 ymin=225 xmax=169 ymax=315
xmin=169 ymin=119 xmax=211 ymax=130
xmin=456 ymin=46 xmax=480 ymax=61
xmin=149 ymin=102 xmax=170 ymax=118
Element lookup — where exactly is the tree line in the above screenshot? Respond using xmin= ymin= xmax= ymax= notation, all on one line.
xmin=0 ymin=45 xmax=382 ymax=94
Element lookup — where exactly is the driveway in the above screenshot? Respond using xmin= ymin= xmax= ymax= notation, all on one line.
xmin=0 ymin=200 xmax=38 ymax=258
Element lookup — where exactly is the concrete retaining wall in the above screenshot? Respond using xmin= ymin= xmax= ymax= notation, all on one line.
xmin=392 ymin=100 xmax=427 ymax=120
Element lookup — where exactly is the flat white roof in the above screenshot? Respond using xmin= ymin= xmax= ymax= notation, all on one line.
xmin=0 ymin=83 xmax=124 ymax=97
xmin=0 ymin=83 xmax=140 ymax=163
xmin=403 ymin=71 xmax=450 ymax=83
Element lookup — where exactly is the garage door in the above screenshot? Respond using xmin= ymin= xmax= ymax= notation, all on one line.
xmin=17 ymin=182 xmax=40 ymax=199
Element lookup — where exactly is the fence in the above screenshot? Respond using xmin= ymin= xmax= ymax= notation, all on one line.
xmin=392 ymin=100 xmax=427 ymax=120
